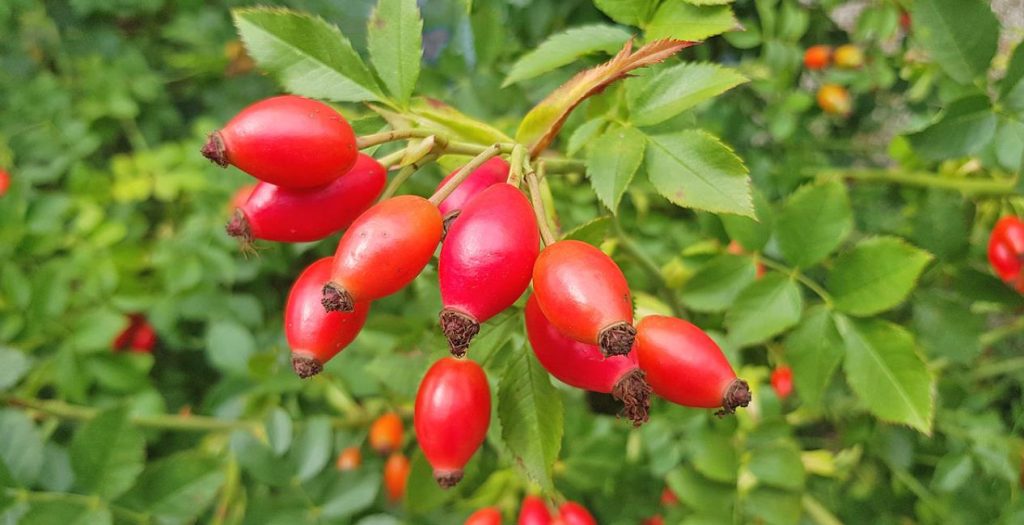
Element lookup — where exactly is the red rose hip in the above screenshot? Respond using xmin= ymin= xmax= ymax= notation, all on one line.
xmin=286 ymin=257 xmax=370 ymax=378
xmin=988 ymin=216 xmax=1024 ymax=292
xmin=518 ymin=495 xmax=552 ymax=525
xmin=226 ymin=153 xmax=386 ymax=245
xmin=771 ymin=366 xmax=794 ymax=399
xmin=525 ymin=296 xmax=650 ymax=426
xmin=0 ymin=169 xmax=10 ymax=196
xmin=440 ymin=183 xmax=539 ymax=356
xmin=803 ymin=45 xmax=832 ymax=70
xmin=436 ymin=157 xmax=510 ymax=232
xmin=465 ymin=507 xmax=502 ymax=525
xmin=202 ymin=95 xmax=357 ymax=189
xmin=532 ymin=240 xmax=635 ymax=357
xmin=322 ymin=195 xmax=443 ymax=312
xmin=556 ymin=502 xmax=596 ymax=525
xmin=636 ymin=315 xmax=751 ymax=414
xmin=414 ymin=357 xmax=491 ymax=489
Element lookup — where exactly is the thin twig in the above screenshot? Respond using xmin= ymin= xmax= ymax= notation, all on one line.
xmin=428 ymin=144 xmax=503 ymax=206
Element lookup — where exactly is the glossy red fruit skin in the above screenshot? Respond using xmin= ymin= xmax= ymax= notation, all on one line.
xmin=525 ymin=295 xmax=650 ymax=426
xmin=532 ymin=240 xmax=635 ymax=357
xmin=988 ymin=216 xmax=1024 ymax=292
xmin=771 ymin=366 xmax=794 ymax=399
xmin=636 ymin=315 xmax=750 ymax=413
xmin=323 ymin=195 xmax=443 ymax=312
xmin=642 ymin=516 xmax=664 ymax=525
xmin=231 ymin=184 xmax=256 ymax=210
xmin=518 ymin=495 xmax=552 ymax=525
xmin=437 ymin=157 xmax=510 ymax=220
xmin=202 ymin=95 xmax=357 ymax=189
xmin=130 ymin=322 xmax=157 ymax=353
xmin=439 ymin=183 xmax=539 ymax=356
xmin=465 ymin=507 xmax=502 ymax=525
xmin=286 ymin=258 xmax=370 ymax=378
xmin=414 ymin=357 xmax=491 ymax=489
xmin=227 ymin=154 xmax=386 ymax=244
xmin=803 ymin=45 xmax=832 ymax=70
xmin=0 ymin=169 xmax=9 ymax=196
xmin=557 ymin=502 xmax=596 ymax=525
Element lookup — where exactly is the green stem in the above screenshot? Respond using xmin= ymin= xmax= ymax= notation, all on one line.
xmin=759 ymin=257 xmax=835 ymax=307
xmin=526 ymin=168 xmax=557 ymax=246
xmin=377 ymin=146 xmax=409 ymax=168
xmin=428 ymin=144 xmax=503 ymax=206
xmin=979 ymin=316 xmax=1024 ymax=348
xmin=801 ymin=494 xmax=843 ymax=525
xmin=7 ymin=488 xmax=149 ymax=524
xmin=614 ymin=221 xmax=682 ymax=316
xmin=506 ymin=145 xmax=526 ymax=187
xmin=355 ymin=129 xmax=436 ymax=149
xmin=971 ymin=355 xmax=1024 ymax=381
xmin=818 ymin=168 xmax=1018 ymax=196
xmin=379 ymin=153 xmax=440 ymax=202
xmin=3 ymin=395 xmax=259 ymax=434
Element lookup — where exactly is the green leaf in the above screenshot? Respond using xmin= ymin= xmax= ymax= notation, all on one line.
xmin=405 ymin=450 xmax=454 ymax=514
xmin=645 ymin=130 xmax=753 ymax=217
xmin=503 ymin=25 xmax=632 ymax=87
xmin=680 ymin=254 xmax=757 ymax=312
xmin=205 ymin=320 xmax=255 ymax=376
xmin=233 ymin=8 xmax=383 ymax=102
xmin=1000 ymin=42 xmax=1024 ymax=113
xmin=784 ymin=307 xmax=843 ymax=408
xmin=774 ymin=180 xmax=853 ymax=268
xmin=289 ymin=417 xmax=333 ymax=482
xmin=120 ymin=453 xmax=225 ymax=523
xmin=466 ymin=309 xmax=518 ymax=366
xmin=230 ymin=431 xmax=294 ymax=487
xmin=0 ymin=347 xmax=30 ymax=390
xmin=319 ymin=469 xmax=381 ymax=519
xmin=721 ymin=189 xmax=772 ymax=251
xmin=906 ymin=95 xmax=997 ymax=161
xmin=22 ymin=501 xmax=111 ymax=525
xmin=593 ymin=0 xmax=659 ymax=27
xmin=725 ymin=274 xmax=803 ymax=348
xmin=646 ymin=2 xmax=737 ymax=41
xmin=630 ymin=62 xmax=747 ymax=126
xmin=567 ymin=117 xmax=608 ymax=156
xmin=747 ymin=444 xmax=805 ymax=491
xmin=367 ymin=0 xmax=422 ymax=105
xmin=691 ymin=429 xmax=738 ymax=483
xmin=666 ymin=467 xmax=735 ymax=520
xmin=563 ymin=217 xmax=614 ymax=247
xmin=497 ymin=345 xmax=563 ymax=492
xmin=911 ymin=0 xmax=997 ymax=84
xmin=828 ymin=237 xmax=933 ymax=316
xmin=585 ymin=125 xmax=646 ymax=212
xmin=912 ymin=292 xmax=984 ymax=363
xmin=910 ymin=190 xmax=971 ymax=261
xmin=742 ymin=487 xmax=802 ymax=525
xmin=0 ymin=410 xmax=44 ymax=486
xmin=265 ymin=408 xmax=293 ymax=456
xmin=835 ymin=316 xmax=935 ymax=434
xmin=70 ymin=406 xmax=145 ymax=499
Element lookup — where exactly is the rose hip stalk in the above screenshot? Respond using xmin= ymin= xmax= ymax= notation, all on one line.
xmin=636 ymin=315 xmax=751 ymax=415
xmin=202 ymin=95 xmax=357 ymax=189
xmin=226 ymin=154 xmax=386 ymax=245
xmin=525 ymin=296 xmax=650 ymax=426
xmin=988 ymin=216 xmax=1024 ymax=292
xmin=436 ymin=157 xmax=510 ymax=233
xmin=532 ymin=240 xmax=635 ymax=357
xmin=414 ymin=357 xmax=491 ymax=489
xmin=440 ymin=183 xmax=539 ymax=356
xmin=322 ymin=195 xmax=443 ymax=312
xmin=286 ymin=257 xmax=370 ymax=378
xmin=518 ymin=495 xmax=552 ymax=525
xmin=465 ymin=508 xmax=502 ymax=525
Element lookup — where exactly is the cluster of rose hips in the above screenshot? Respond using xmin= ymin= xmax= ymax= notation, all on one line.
xmin=803 ymin=43 xmax=863 ymax=116
xmin=203 ymin=94 xmax=751 ymax=490
xmin=988 ymin=216 xmax=1024 ymax=293
xmin=466 ymin=495 xmax=596 ymax=525
xmin=334 ymin=413 xmax=412 ymax=503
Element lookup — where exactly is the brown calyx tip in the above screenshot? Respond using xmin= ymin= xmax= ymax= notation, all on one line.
xmin=440 ymin=210 xmax=461 ymax=241
xmin=598 ymin=322 xmax=637 ymax=357
xmin=291 ymin=355 xmax=324 ymax=379
xmin=439 ymin=308 xmax=480 ymax=358
xmin=612 ymin=368 xmax=652 ymax=427
xmin=201 ymin=132 xmax=228 ymax=167
xmin=225 ymin=209 xmax=254 ymax=243
xmin=433 ymin=469 xmax=464 ymax=489
xmin=715 ymin=378 xmax=752 ymax=417
xmin=321 ymin=283 xmax=355 ymax=313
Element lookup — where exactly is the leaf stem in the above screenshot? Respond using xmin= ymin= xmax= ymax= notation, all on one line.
xmin=759 ymin=257 xmax=834 ymax=308
xmin=356 ymin=128 xmax=437 ymax=149
xmin=527 ymin=167 xmax=557 ymax=246
xmin=507 ymin=145 xmax=526 ymax=187
xmin=378 ymin=153 xmax=441 ymax=202
xmin=818 ymin=168 xmax=1018 ymax=196
xmin=428 ymin=144 xmax=502 ymax=206
xmin=377 ymin=146 xmax=409 ymax=168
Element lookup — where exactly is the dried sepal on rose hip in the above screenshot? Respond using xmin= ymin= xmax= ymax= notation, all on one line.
xmin=226 ymin=153 xmax=385 ymax=246
xmin=635 ymin=315 xmax=751 ymax=415
xmin=439 ymin=183 xmax=539 ymax=356
xmin=322 ymin=195 xmax=443 ymax=313
xmin=414 ymin=357 xmax=491 ymax=489
xmin=525 ymin=295 xmax=650 ymax=426
xmin=285 ymin=257 xmax=370 ymax=378
xmin=202 ymin=95 xmax=357 ymax=189
xmin=532 ymin=240 xmax=636 ymax=357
